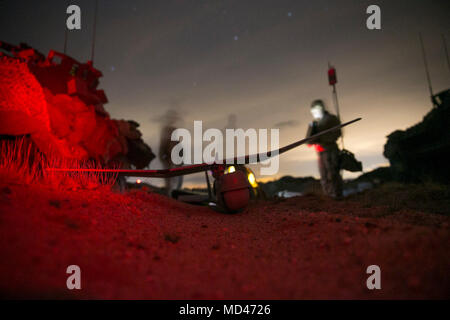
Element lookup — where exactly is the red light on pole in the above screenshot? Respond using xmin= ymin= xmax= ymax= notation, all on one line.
xmin=328 ymin=66 xmax=337 ymax=86
xmin=328 ymin=62 xmax=344 ymax=149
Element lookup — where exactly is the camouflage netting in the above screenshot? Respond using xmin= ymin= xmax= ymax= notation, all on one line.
xmin=0 ymin=56 xmax=50 ymax=134
xmin=0 ymin=42 xmax=154 ymax=168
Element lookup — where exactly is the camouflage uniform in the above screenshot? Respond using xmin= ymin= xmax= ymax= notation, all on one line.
xmin=306 ymin=111 xmax=343 ymax=198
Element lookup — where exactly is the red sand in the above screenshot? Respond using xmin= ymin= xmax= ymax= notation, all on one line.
xmin=0 ymin=182 xmax=449 ymax=299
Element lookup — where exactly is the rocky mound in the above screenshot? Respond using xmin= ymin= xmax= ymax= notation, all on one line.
xmin=383 ymin=89 xmax=450 ymax=184
xmin=0 ymin=42 xmax=154 ymax=168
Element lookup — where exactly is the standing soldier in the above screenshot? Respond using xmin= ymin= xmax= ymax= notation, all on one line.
xmin=159 ymin=109 xmax=183 ymax=196
xmin=305 ymin=99 xmax=343 ymax=199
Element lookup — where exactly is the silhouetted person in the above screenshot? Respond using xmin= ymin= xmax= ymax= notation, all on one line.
xmin=159 ymin=109 xmax=183 ymax=196
xmin=305 ymin=99 xmax=343 ymax=199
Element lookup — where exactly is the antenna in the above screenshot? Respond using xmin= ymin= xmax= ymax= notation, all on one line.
xmin=328 ymin=61 xmax=344 ymax=149
xmin=90 ymin=0 xmax=99 ymax=64
xmin=419 ymin=33 xmax=434 ymax=106
xmin=63 ymin=22 xmax=68 ymax=54
xmin=63 ymin=1 xmax=69 ymax=54
xmin=442 ymin=34 xmax=450 ymax=78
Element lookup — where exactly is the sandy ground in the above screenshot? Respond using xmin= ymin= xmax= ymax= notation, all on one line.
xmin=0 ymin=181 xmax=449 ymax=299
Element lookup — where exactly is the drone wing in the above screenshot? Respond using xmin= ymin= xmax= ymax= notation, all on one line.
xmin=47 ymin=163 xmax=214 ymax=178
xmin=47 ymin=117 xmax=361 ymax=178
xmin=226 ymin=117 xmax=361 ymax=165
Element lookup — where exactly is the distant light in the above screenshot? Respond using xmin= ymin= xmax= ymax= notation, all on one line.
xmin=136 ymin=179 xmax=142 ymax=184
xmin=287 ymin=12 xmax=292 ymax=17
xmin=233 ymin=35 xmax=239 ymax=41
xmin=227 ymin=166 xmax=236 ymax=173
xmin=248 ymin=172 xmax=258 ymax=188
xmin=110 ymin=66 xmax=115 ymax=71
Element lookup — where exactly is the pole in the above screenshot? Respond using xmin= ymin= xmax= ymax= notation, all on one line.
xmin=442 ymin=34 xmax=450 ymax=79
xmin=328 ymin=62 xmax=344 ymax=150
xmin=63 ymin=23 xmax=68 ymax=54
xmin=419 ymin=33 xmax=434 ymax=106
xmin=332 ymin=84 xmax=341 ymax=120
xmin=333 ymin=84 xmax=344 ymax=149
xmin=63 ymin=1 xmax=69 ymax=54
xmin=90 ymin=0 xmax=99 ymax=64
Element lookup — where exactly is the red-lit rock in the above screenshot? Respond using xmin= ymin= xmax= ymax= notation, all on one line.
xmin=0 ymin=42 xmax=154 ymax=167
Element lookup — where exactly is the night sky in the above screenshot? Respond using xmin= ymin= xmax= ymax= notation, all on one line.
xmin=1 ymin=0 xmax=449 ymax=186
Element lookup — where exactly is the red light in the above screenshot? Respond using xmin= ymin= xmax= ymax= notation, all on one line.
xmin=314 ymin=145 xmax=325 ymax=153
xmin=328 ymin=67 xmax=337 ymax=85
xmin=308 ymin=144 xmax=325 ymax=152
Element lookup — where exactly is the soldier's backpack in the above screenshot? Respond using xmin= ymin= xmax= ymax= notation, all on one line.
xmin=339 ymin=149 xmax=362 ymax=172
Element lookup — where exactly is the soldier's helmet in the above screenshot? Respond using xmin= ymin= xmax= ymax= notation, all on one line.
xmin=310 ymin=99 xmax=326 ymax=120
xmin=311 ymin=99 xmax=326 ymax=110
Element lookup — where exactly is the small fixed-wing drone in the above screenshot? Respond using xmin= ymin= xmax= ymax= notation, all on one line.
xmin=48 ymin=118 xmax=361 ymax=213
